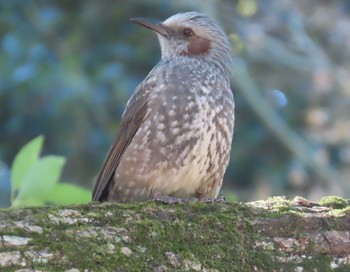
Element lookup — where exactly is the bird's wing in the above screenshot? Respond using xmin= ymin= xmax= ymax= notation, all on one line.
xmin=92 ymin=77 xmax=155 ymax=201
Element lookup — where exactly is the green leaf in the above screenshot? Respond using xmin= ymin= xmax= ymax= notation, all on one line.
xmin=13 ymin=155 xmax=66 ymax=206
xmin=11 ymin=135 xmax=44 ymax=196
xmin=47 ymin=183 xmax=91 ymax=205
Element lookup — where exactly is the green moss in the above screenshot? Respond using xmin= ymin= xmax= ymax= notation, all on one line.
xmin=302 ymin=255 xmax=337 ymax=272
xmin=252 ymin=196 xmax=300 ymax=216
xmin=1 ymin=202 xmax=277 ymax=271
xmin=2 ymin=200 xmax=349 ymax=271
xmin=340 ymin=206 xmax=350 ymax=214
xmin=333 ymin=264 xmax=350 ymax=272
xmin=319 ymin=196 xmax=347 ymax=209
xmin=328 ymin=206 xmax=350 ymax=217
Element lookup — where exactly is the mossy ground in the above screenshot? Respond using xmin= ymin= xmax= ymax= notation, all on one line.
xmin=319 ymin=196 xmax=348 ymax=209
xmin=1 ymin=202 xmax=275 ymax=271
xmin=1 ymin=197 xmax=350 ymax=271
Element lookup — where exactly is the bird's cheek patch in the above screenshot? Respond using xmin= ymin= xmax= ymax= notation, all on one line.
xmin=188 ymin=37 xmax=211 ymax=55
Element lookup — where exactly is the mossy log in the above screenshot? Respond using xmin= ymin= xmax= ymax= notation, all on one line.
xmin=0 ymin=196 xmax=349 ymax=271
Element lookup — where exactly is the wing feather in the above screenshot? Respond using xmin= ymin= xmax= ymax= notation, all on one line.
xmin=92 ymin=79 xmax=154 ymax=201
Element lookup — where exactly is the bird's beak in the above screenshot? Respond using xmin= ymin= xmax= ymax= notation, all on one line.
xmin=130 ymin=17 xmax=169 ymax=37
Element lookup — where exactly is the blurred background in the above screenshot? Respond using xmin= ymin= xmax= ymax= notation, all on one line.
xmin=1 ymin=0 xmax=350 ymax=207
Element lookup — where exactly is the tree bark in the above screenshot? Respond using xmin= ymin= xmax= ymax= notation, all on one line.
xmin=0 ymin=196 xmax=349 ymax=271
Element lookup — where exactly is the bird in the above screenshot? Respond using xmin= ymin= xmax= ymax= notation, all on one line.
xmin=92 ymin=11 xmax=234 ymax=203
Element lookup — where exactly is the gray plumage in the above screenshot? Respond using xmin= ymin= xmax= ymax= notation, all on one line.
xmin=92 ymin=12 xmax=234 ymax=202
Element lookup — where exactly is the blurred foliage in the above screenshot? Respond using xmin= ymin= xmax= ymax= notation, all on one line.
xmin=218 ymin=0 xmax=350 ymax=200
xmin=1 ymin=0 xmax=350 ymax=207
xmin=10 ymin=135 xmax=90 ymax=207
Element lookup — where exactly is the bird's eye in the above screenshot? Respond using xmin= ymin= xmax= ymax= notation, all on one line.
xmin=183 ymin=28 xmax=194 ymax=37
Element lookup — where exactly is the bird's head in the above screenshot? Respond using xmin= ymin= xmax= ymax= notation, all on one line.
xmin=131 ymin=12 xmax=233 ymax=76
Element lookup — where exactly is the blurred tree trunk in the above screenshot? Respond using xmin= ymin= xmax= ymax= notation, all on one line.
xmin=0 ymin=197 xmax=349 ymax=271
